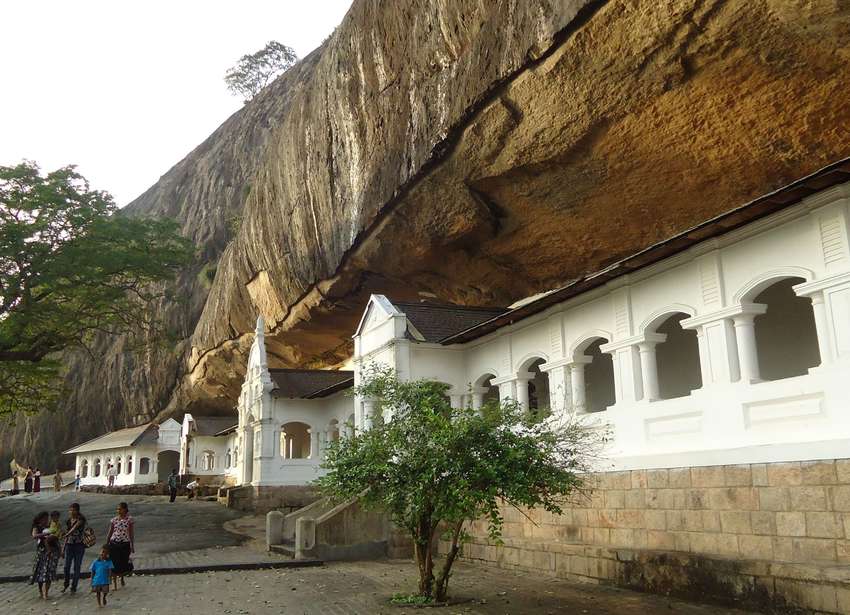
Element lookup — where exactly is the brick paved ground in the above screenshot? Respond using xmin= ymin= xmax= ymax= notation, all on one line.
xmin=0 ymin=559 xmax=755 ymax=615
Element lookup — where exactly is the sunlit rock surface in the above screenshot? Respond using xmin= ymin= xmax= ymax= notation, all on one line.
xmin=4 ymin=0 xmax=850 ymax=470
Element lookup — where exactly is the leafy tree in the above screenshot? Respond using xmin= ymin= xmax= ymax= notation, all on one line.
xmin=224 ymin=41 xmax=297 ymax=102
xmin=0 ymin=161 xmax=194 ymax=415
xmin=318 ymin=367 xmax=603 ymax=603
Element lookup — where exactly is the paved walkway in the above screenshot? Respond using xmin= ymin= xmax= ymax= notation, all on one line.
xmin=0 ymin=559 xmax=754 ymax=614
xmin=0 ymin=491 xmax=285 ymax=578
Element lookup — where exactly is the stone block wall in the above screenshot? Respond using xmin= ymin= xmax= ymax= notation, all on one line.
xmin=443 ymin=459 xmax=850 ymax=614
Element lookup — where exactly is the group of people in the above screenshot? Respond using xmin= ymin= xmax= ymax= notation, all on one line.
xmin=30 ymin=501 xmax=135 ymax=607
xmin=10 ymin=467 xmax=74 ymax=495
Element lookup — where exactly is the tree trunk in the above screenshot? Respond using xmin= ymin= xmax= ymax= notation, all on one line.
xmin=414 ymin=515 xmax=435 ymax=597
xmin=435 ymin=520 xmax=464 ymax=602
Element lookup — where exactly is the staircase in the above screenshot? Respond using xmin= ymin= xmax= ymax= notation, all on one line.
xmin=266 ymin=497 xmax=412 ymax=561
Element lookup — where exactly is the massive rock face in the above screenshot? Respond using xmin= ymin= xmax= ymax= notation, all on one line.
xmin=3 ymin=0 xmax=850 ymax=471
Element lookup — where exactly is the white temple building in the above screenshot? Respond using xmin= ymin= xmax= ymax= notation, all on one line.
xmin=66 ymin=165 xmax=850 ymax=492
xmin=64 ymin=419 xmax=182 ymax=487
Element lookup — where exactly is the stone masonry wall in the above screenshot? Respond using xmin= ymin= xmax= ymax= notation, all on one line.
xmin=444 ymin=459 xmax=850 ymax=614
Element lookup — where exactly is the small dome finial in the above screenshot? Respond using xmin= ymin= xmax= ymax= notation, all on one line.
xmin=255 ymin=315 xmax=265 ymax=335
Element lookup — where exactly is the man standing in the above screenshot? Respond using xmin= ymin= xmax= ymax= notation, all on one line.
xmin=53 ymin=470 xmax=62 ymax=493
xmin=106 ymin=464 xmax=117 ymax=488
xmin=167 ymin=469 xmax=178 ymax=503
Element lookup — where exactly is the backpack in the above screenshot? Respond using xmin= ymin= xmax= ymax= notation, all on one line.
xmin=82 ymin=527 xmax=96 ymax=548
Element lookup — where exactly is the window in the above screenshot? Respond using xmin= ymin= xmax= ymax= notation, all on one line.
xmin=126 ymin=456 xmax=133 ymax=474
xmin=202 ymin=451 xmax=215 ymax=471
xmin=280 ymin=422 xmax=311 ymax=459
xmin=524 ymin=358 xmax=550 ymax=419
xmin=328 ymin=419 xmax=340 ymax=444
xmin=94 ymin=458 xmax=102 ymax=477
xmin=583 ymin=339 xmax=616 ymax=413
xmin=233 ymin=446 xmax=238 ymax=466
xmin=139 ymin=457 xmax=151 ymax=475
xmin=225 ymin=449 xmax=232 ymax=468
xmin=81 ymin=459 xmax=89 ymax=478
xmin=115 ymin=457 xmax=122 ymax=474
xmin=753 ymin=278 xmax=820 ymax=380
xmin=655 ymin=313 xmax=702 ymax=400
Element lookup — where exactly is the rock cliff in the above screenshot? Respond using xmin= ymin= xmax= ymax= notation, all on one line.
xmin=3 ymin=0 xmax=850 ymax=471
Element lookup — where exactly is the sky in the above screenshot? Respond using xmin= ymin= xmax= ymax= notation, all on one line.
xmin=0 ymin=1 xmax=353 ymax=206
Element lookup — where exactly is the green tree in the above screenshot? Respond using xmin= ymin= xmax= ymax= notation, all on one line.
xmin=0 ymin=161 xmax=194 ymax=415
xmin=224 ymin=41 xmax=297 ymax=102
xmin=318 ymin=367 xmax=603 ymax=603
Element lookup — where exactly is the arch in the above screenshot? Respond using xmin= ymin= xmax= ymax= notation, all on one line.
xmin=126 ymin=456 xmax=133 ymax=475
xmin=734 ymin=267 xmax=815 ymax=304
xmin=516 ymin=352 xmax=550 ymax=373
xmin=201 ymin=450 xmax=215 ymax=471
xmin=232 ymin=445 xmax=239 ymax=466
xmin=345 ymin=413 xmax=356 ymax=437
xmin=225 ymin=449 xmax=232 ymax=468
xmin=569 ymin=330 xmax=613 ymax=359
xmin=157 ymin=450 xmax=179 ymax=482
xmin=80 ymin=459 xmax=89 ymax=478
xmin=472 ymin=372 xmax=500 ymax=408
xmin=94 ymin=458 xmax=102 ymax=477
xmin=582 ymin=338 xmax=616 ymax=413
xmin=473 ymin=370 xmax=500 ymax=387
xmin=753 ymin=277 xmax=820 ymax=380
xmin=655 ymin=312 xmax=703 ymax=399
xmin=280 ymin=421 xmax=311 ymax=459
xmin=138 ymin=457 xmax=151 ymax=475
xmin=640 ymin=304 xmax=698 ymax=335
xmin=525 ymin=358 xmax=550 ymax=418
xmin=115 ymin=456 xmax=122 ymax=475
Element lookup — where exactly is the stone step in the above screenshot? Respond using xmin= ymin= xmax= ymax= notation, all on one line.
xmin=269 ymin=543 xmax=296 ymax=557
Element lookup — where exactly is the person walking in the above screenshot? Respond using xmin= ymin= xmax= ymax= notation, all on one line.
xmin=167 ymin=468 xmax=178 ymax=503
xmin=30 ymin=511 xmax=59 ymax=599
xmin=90 ymin=546 xmax=114 ymax=607
xmin=74 ymin=474 xmax=81 ymax=491
xmin=53 ymin=470 xmax=62 ymax=493
xmin=61 ymin=502 xmax=88 ymax=594
xmin=106 ymin=464 xmax=117 ymax=488
xmin=24 ymin=467 xmax=33 ymax=493
xmin=106 ymin=501 xmax=134 ymax=589
xmin=34 ymin=468 xmax=41 ymax=493
xmin=11 ymin=471 xmax=19 ymax=495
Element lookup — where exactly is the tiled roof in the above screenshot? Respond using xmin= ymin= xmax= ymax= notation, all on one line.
xmin=393 ymin=302 xmax=507 ymax=343
xmin=191 ymin=416 xmax=238 ymax=436
xmin=63 ymin=424 xmax=155 ymax=455
xmin=269 ymin=369 xmax=354 ymax=399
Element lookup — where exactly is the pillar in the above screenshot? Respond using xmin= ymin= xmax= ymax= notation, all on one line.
xmin=309 ymin=429 xmax=320 ymax=459
xmin=470 ymin=387 xmax=488 ymax=411
xmin=569 ymin=363 xmax=586 ymax=413
xmin=543 ymin=365 xmax=569 ymax=416
xmin=733 ymin=313 xmax=761 ymax=383
xmin=637 ymin=341 xmax=661 ymax=401
xmin=809 ymin=292 xmax=834 ymax=365
xmin=449 ymin=394 xmax=464 ymax=409
xmin=362 ymin=399 xmax=375 ymax=430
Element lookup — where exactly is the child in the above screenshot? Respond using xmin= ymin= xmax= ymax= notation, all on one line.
xmin=74 ymin=474 xmax=81 ymax=491
xmin=45 ymin=511 xmax=62 ymax=556
xmin=90 ymin=546 xmax=114 ymax=607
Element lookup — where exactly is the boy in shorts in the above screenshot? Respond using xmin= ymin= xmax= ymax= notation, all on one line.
xmin=90 ymin=545 xmax=114 ymax=607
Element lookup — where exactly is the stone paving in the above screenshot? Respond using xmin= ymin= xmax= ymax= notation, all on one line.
xmin=0 ymin=491 xmax=281 ymax=577
xmin=0 ymin=559 xmax=756 ymax=614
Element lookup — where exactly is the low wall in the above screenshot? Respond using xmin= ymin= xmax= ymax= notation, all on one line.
xmin=223 ymin=485 xmax=320 ymax=514
xmin=441 ymin=459 xmax=850 ymax=614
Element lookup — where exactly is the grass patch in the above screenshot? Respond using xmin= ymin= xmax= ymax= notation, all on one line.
xmin=390 ymin=593 xmax=434 ymax=606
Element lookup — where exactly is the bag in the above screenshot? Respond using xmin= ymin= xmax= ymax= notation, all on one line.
xmin=82 ymin=527 xmax=96 ymax=548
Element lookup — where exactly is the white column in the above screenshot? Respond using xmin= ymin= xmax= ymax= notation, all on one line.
xmin=496 ymin=378 xmax=516 ymax=403
xmin=470 ymin=387 xmax=488 ymax=411
xmin=309 ymin=429 xmax=320 ymax=459
xmin=637 ymin=341 xmax=661 ymax=401
xmin=543 ymin=365 xmax=569 ymax=416
xmin=569 ymin=363 xmax=586 ymax=413
xmin=809 ymin=292 xmax=834 ymax=365
xmin=362 ymin=399 xmax=375 ymax=430
xmin=449 ymin=394 xmax=464 ymax=409
xmin=733 ymin=314 xmax=761 ymax=383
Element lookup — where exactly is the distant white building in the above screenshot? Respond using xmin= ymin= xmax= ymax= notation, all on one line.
xmin=64 ymin=419 xmax=182 ymax=487
xmin=179 ymin=414 xmax=238 ymax=484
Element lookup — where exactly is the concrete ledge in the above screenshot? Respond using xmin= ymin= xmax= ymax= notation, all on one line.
xmin=0 ymin=559 xmax=323 ymax=584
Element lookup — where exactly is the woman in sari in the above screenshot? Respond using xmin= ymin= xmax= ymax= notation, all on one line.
xmin=30 ymin=511 xmax=59 ymax=599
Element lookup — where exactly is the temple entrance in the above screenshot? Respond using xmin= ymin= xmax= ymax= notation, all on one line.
xmin=157 ymin=450 xmax=180 ymax=483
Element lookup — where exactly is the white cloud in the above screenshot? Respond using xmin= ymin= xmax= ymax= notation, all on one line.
xmin=0 ymin=0 xmax=352 ymax=205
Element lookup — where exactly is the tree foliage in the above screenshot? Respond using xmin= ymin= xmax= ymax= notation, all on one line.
xmin=0 ymin=161 xmax=194 ymax=415
xmin=318 ymin=367 xmax=604 ymax=602
xmin=224 ymin=41 xmax=297 ymax=102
